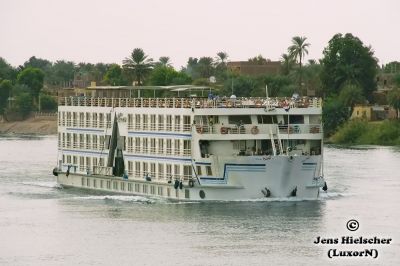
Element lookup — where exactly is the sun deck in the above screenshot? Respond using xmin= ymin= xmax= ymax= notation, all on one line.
xmin=58 ymin=97 xmax=322 ymax=109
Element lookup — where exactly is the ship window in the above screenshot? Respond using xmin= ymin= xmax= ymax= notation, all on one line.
xmin=183 ymin=140 xmax=191 ymax=156
xmin=128 ymin=183 xmax=133 ymax=192
xmin=81 ymin=177 xmax=85 ymax=186
xmin=284 ymin=115 xmax=304 ymax=124
xmin=174 ymin=139 xmax=181 ymax=155
xmin=174 ymin=115 xmax=181 ymax=131
xmin=107 ymin=180 xmax=111 ymax=189
xmin=150 ymin=138 xmax=156 ymax=154
xmin=158 ymin=115 xmax=164 ymax=131
xmin=158 ymin=163 xmax=164 ymax=179
xmin=257 ymin=115 xmax=277 ymax=124
xmin=121 ymin=182 xmax=125 ymax=191
xmin=142 ymin=114 xmax=148 ymax=130
xmin=158 ymin=139 xmax=164 ymax=154
xmin=135 ymin=162 xmax=141 ymax=178
xmin=150 ymin=163 xmax=156 ymax=178
xmin=93 ymin=179 xmax=97 ymax=188
xmin=87 ymin=178 xmax=90 ymax=187
xmin=128 ymin=161 xmax=133 ymax=176
xmin=167 ymin=188 xmax=171 ymax=197
xmin=174 ymin=164 xmax=181 ymax=179
xmin=150 ymin=115 xmax=156 ymax=130
xmin=113 ymin=181 xmax=118 ymax=190
xmin=73 ymin=156 xmax=77 ymax=165
xmin=166 ymin=139 xmax=172 ymax=155
xmin=150 ymin=186 xmax=155 ymax=194
xmin=183 ymin=115 xmax=191 ymax=131
xmin=228 ymin=115 xmax=252 ymax=125
xmin=135 ymin=137 xmax=140 ymax=153
xmin=67 ymin=155 xmax=71 ymax=164
xmin=143 ymin=138 xmax=148 ymax=153
xmin=158 ymin=186 xmax=163 ymax=196
xmin=185 ymin=189 xmax=190 ymax=199
xmin=196 ymin=165 xmax=202 ymax=176
xmin=100 ymin=180 xmax=104 ymax=188
xmin=206 ymin=166 xmax=212 ymax=176
xmin=143 ymin=184 xmax=148 ymax=194
xmin=166 ymin=115 xmax=172 ymax=131
xmin=128 ymin=114 xmax=133 ymax=129
xmin=166 ymin=164 xmax=172 ymax=179
xmin=183 ymin=165 xmax=192 ymax=180
xmin=135 ymin=114 xmax=141 ymax=130
xmin=143 ymin=162 xmax=148 ymax=176
xmin=135 ymin=184 xmax=140 ymax=192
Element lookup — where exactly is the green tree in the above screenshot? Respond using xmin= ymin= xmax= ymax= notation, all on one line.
xmin=248 ymin=55 xmax=269 ymax=64
xmin=320 ymin=33 xmax=378 ymax=99
xmin=215 ymin=52 xmax=228 ymax=66
xmin=103 ymin=64 xmax=127 ymax=86
xmin=383 ymin=61 xmax=400 ymax=73
xmin=393 ymin=74 xmax=400 ymax=88
xmin=197 ymin=57 xmax=214 ymax=78
xmin=0 ymin=80 xmax=13 ymax=114
xmin=149 ymin=66 xmax=191 ymax=86
xmin=288 ymin=36 xmax=310 ymax=92
xmin=322 ymin=97 xmax=350 ymax=136
xmin=14 ymin=93 xmax=32 ymax=118
xmin=123 ymin=48 xmax=154 ymax=85
xmin=49 ymin=60 xmax=75 ymax=86
xmin=17 ymin=67 xmax=44 ymax=104
xmin=223 ymin=76 xmax=257 ymax=97
xmin=338 ymin=82 xmax=365 ymax=109
xmin=39 ymin=94 xmax=57 ymax=111
xmin=157 ymin=57 xmax=172 ymax=67
xmin=387 ymin=88 xmax=400 ymax=118
xmin=280 ymin=53 xmax=295 ymax=75
xmin=0 ymin=57 xmax=17 ymax=81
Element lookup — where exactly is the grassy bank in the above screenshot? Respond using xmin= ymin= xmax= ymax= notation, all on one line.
xmin=330 ymin=119 xmax=400 ymax=145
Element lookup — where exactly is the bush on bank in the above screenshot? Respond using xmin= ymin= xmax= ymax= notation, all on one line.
xmin=331 ymin=119 xmax=400 ymax=145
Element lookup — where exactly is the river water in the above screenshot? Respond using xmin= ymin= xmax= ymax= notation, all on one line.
xmin=0 ymin=136 xmax=399 ymax=266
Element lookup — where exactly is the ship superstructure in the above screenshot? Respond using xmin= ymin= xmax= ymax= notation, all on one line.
xmin=55 ymin=86 xmax=325 ymax=201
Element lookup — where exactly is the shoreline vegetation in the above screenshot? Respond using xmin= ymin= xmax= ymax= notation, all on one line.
xmin=1 ymin=33 xmax=400 ymax=144
xmin=328 ymin=119 xmax=400 ymax=146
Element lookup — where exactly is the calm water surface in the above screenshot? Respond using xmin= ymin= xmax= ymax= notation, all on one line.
xmin=0 ymin=136 xmax=399 ymax=266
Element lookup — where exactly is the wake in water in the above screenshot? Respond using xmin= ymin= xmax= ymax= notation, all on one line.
xmin=70 ymin=195 xmax=156 ymax=204
xmin=20 ymin=181 xmax=62 ymax=189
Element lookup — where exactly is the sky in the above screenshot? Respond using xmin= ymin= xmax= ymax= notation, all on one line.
xmin=0 ymin=0 xmax=398 ymax=68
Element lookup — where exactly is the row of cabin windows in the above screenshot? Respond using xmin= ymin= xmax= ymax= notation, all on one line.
xmin=126 ymin=137 xmax=191 ymax=156
xmin=58 ymin=111 xmax=112 ymax=128
xmin=194 ymin=115 xmax=306 ymax=125
xmin=59 ymin=132 xmax=108 ymax=150
xmin=63 ymin=155 xmax=213 ymax=180
xmin=128 ymin=114 xmax=191 ymax=132
xmin=58 ymin=133 xmax=191 ymax=157
xmin=80 ymin=177 xmax=190 ymax=199
xmin=127 ymin=161 xmax=192 ymax=180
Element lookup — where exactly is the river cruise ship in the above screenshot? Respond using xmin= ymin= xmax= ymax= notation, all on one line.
xmin=54 ymin=86 xmax=325 ymax=201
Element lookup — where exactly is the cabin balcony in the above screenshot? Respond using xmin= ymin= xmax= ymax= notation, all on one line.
xmin=193 ymin=124 xmax=323 ymax=138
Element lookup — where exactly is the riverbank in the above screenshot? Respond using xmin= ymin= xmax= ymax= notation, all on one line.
xmin=0 ymin=116 xmax=57 ymax=135
xmin=330 ymin=119 xmax=400 ymax=146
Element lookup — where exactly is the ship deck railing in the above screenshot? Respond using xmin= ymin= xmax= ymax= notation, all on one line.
xmin=58 ymin=97 xmax=322 ymax=109
xmin=195 ymin=123 xmax=322 ymax=135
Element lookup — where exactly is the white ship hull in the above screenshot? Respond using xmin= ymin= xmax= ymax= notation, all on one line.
xmin=57 ymin=155 xmax=323 ymax=201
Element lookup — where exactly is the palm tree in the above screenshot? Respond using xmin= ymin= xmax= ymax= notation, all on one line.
xmin=215 ymin=52 xmax=229 ymax=66
xmin=280 ymin=53 xmax=294 ymax=75
xmin=158 ymin=56 xmax=171 ymax=67
xmin=288 ymin=36 xmax=310 ymax=92
xmin=123 ymin=48 xmax=154 ymax=85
